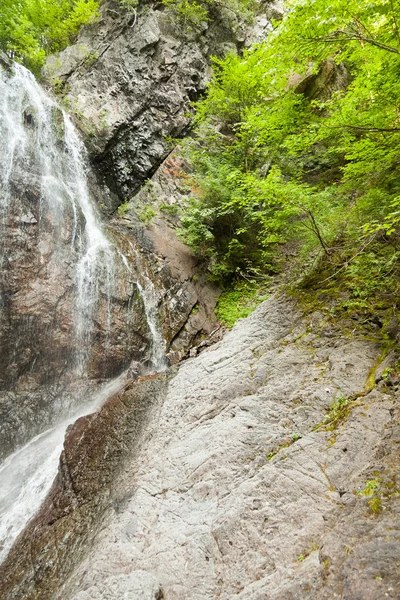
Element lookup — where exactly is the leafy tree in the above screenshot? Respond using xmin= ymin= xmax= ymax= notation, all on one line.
xmin=0 ymin=0 xmax=99 ymax=73
xmin=178 ymin=0 xmax=400 ymax=300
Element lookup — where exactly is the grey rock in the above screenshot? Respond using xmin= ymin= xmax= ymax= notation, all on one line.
xmin=43 ymin=2 xmax=282 ymax=207
xmin=127 ymin=360 xmax=144 ymax=381
xmin=70 ymin=571 xmax=163 ymax=600
xmin=38 ymin=296 xmax=396 ymax=600
xmin=19 ymin=212 xmax=37 ymax=225
xmin=293 ymin=58 xmax=350 ymax=101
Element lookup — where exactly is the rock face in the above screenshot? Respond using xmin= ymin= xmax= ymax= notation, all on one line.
xmin=0 ymin=374 xmax=169 ymax=600
xmin=1 ymin=296 xmax=398 ymax=599
xmin=110 ymin=150 xmax=221 ymax=364
xmin=60 ymin=297 xmax=400 ymax=599
xmin=294 ymin=58 xmax=350 ymax=101
xmin=0 ymin=58 xmax=153 ymax=459
xmin=0 ymin=38 xmax=221 ymax=461
xmin=43 ymin=1 xmax=282 ymax=208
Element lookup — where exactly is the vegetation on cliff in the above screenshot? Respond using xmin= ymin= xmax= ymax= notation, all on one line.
xmin=0 ymin=0 xmax=99 ymax=73
xmin=179 ymin=0 xmax=400 ymax=318
xmin=0 ymin=0 xmax=254 ymax=73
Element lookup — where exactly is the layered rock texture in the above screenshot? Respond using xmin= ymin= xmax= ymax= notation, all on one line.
xmin=43 ymin=0 xmax=249 ymax=205
xmin=42 ymin=0 xmax=243 ymax=362
xmin=1 ymin=296 xmax=399 ymax=599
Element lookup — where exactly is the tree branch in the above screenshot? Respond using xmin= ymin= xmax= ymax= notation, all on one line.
xmin=303 ymin=31 xmax=400 ymax=55
xmin=324 ymin=124 xmax=400 ymax=133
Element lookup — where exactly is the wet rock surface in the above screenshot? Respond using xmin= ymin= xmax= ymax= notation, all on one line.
xmin=111 ymin=150 xmax=221 ymax=363
xmin=0 ymin=374 xmax=169 ymax=600
xmin=3 ymin=296 xmax=398 ymax=599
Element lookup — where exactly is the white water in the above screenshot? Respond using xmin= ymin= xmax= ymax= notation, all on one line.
xmin=0 ymin=60 xmax=169 ymax=564
xmin=0 ymin=372 xmax=127 ymax=563
xmin=0 ymin=63 xmax=115 ymax=368
xmin=121 ymin=244 xmax=167 ymax=372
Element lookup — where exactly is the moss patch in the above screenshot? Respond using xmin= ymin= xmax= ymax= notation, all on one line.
xmin=215 ymin=281 xmax=269 ymax=328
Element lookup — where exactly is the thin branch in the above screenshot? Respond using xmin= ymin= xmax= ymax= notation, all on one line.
xmin=302 ymin=31 xmax=400 ymax=55
xmin=323 ymin=124 xmax=400 ymax=133
xmin=318 ymin=234 xmax=378 ymax=284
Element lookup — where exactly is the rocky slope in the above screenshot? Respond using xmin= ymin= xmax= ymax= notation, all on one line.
xmin=1 ymin=295 xmax=399 ymax=599
xmin=57 ymin=297 xmax=400 ymax=600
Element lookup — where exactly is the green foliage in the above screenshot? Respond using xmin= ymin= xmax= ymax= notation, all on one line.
xmin=162 ymin=0 xmax=256 ymax=30
xmin=315 ymin=394 xmax=353 ymax=431
xmin=0 ymin=0 xmax=99 ymax=73
xmin=358 ymin=479 xmax=383 ymax=513
xmin=178 ymin=0 xmax=400 ymax=299
xmin=358 ymin=480 xmax=380 ymax=497
xmin=137 ymin=204 xmax=157 ymax=224
xmin=215 ymin=281 xmax=268 ymax=327
xmin=163 ymin=0 xmax=209 ymax=28
xmin=118 ymin=201 xmax=130 ymax=216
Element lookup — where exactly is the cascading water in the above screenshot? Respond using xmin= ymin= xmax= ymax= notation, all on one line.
xmin=0 ymin=62 xmax=114 ymax=371
xmin=0 ymin=61 xmax=167 ymax=562
xmin=120 ymin=244 xmax=167 ymax=372
xmin=0 ymin=372 xmax=126 ymax=563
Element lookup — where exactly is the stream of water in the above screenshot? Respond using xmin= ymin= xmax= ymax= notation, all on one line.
xmin=0 ymin=62 xmax=166 ymax=562
xmin=0 ymin=372 xmax=127 ymax=563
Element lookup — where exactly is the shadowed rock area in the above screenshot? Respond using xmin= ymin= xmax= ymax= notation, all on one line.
xmin=43 ymin=1 xmax=283 ymax=208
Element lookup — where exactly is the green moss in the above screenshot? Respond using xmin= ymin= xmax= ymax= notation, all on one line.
xmin=215 ymin=281 xmax=269 ymax=328
xmin=314 ymin=394 xmax=355 ymax=432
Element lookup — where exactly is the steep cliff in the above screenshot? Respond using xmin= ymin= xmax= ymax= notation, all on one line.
xmin=43 ymin=0 xmax=281 ymax=205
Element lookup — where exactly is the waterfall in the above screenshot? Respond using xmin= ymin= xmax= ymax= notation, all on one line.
xmin=119 ymin=244 xmax=167 ymax=372
xmin=0 ymin=372 xmax=127 ymax=563
xmin=0 ymin=62 xmax=167 ymax=562
xmin=0 ymin=63 xmax=115 ymax=372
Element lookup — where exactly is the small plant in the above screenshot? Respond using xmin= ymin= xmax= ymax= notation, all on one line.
xmin=118 ymin=201 xmax=130 ymax=216
xmin=163 ymin=0 xmax=209 ymax=30
xmin=297 ymin=541 xmax=319 ymax=562
xmin=315 ymin=394 xmax=353 ymax=432
xmin=51 ymin=77 xmax=65 ymax=95
xmin=137 ymin=205 xmax=156 ymax=225
xmin=358 ymin=479 xmax=383 ymax=514
xmin=358 ymin=480 xmax=380 ymax=497
xmin=98 ymin=109 xmax=109 ymax=131
xmin=82 ymin=49 xmax=98 ymax=68
xmin=160 ymin=202 xmax=179 ymax=217
xmin=119 ymin=0 xmax=138 ymax=11
xmin=297 ymin=554 xmax=306 ymax=562
xmin=291 ymin=432 xmax=302 ymax=441
xmin=368 ymin=497 xmax=382 ymax=513
xmin=382 ymin=367 xmax=393 ymax=380
xmin=191 ymin=303 xmax=200 ymax=315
